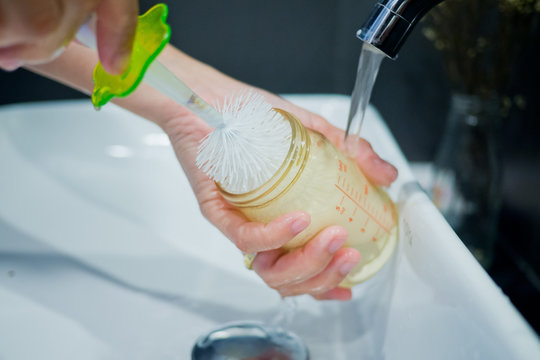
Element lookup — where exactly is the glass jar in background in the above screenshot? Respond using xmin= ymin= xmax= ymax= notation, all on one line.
xmin=219 ymin=109 xmax=398 ymax=286
xmin=431 ymin=93 xmax=503 ymax=269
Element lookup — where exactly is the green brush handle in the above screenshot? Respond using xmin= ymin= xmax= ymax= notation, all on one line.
xmin=76 ymin=3 xmax=223 ymax=127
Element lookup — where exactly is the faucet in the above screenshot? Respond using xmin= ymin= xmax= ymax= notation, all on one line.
xmin=358 ymin=0 xmax=444 ymax=59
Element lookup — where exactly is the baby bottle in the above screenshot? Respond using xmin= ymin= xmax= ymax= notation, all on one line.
xmin=218 ymin=109 xmax=398 ymax=287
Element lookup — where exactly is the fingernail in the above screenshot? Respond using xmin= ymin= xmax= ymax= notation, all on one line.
xmin=340 ymin=259 xmax=360 ymax=276
xmin=116 ymin=53 xmax=131 ymax=74
xmin=107 ymin=53 xmax=131 ymax=75
xmin=374 ymin=156 xmax=398 ymax=184
xmin=387 ymin=163 xmax=398 ymax=181
xmin=290 ymin=217 xmax=309 ymax=235
xmin=328 ymin=234 xmax=347 ymax=253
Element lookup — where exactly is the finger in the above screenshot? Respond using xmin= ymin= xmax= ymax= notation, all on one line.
xmin=252 ymin=226 xmax=348 ymax=288
xmin=0 ymin=0 xmax=63 ymax=67
xmin=0 ymin=45 xmax=24 ymax=70
xmin=222 ymin=211 xmax=311 ymax=254
xmin=95 ymin=0 xmax=138 ymax=74
xmin=351 ymin=138 xmax=398 ymax=187
xmin=302 ymin=114 xmax=398 ymax=187
xmin=277 ymin=248 xmax=361 ymax=298
xmin=312 ymin=287 xmax=353 ymax=301
xmin=274 ymin=107 xmax=398 ymax=187
xmin=0 ymin=0 xmax=99 ymax=69
xmin=0 ymin=0 xmax=62 ymax=45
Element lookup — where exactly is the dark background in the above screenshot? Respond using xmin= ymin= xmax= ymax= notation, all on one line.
xmin=1 ymin=0 xmax=538 ymax=333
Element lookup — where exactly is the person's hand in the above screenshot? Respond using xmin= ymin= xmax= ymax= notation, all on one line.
xmin=29 ymin=44 xmax=398 ymax=301
xmin=164 ymin=90 xmax=397 ymax=301
xmin=155 ymin=49 xmax=398 ymax=301
xmin=0 ymin=0 xmax=138 ymax=73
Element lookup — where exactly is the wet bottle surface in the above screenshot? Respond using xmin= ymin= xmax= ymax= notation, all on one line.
xmin=220 ymin=109 xmax=398 ymax=286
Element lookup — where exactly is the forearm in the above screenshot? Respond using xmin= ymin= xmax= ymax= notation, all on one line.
xmin=27 ymin=42 xmax=238 ymax=130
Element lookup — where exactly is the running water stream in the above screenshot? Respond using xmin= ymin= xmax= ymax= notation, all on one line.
xmin=345 ymin=43 xmax=386 ymax=155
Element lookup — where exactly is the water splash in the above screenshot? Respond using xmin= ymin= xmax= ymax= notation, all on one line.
xmin=270 ymin=297 xmax=298 ymax=328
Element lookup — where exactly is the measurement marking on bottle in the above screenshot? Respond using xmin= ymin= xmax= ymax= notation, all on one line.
xmin=338 ymin=160 xmax=348 ymax=173
xmin=335 ymin=184 xmax=390 ymax=233
xmin=336 ymin=195 xmax=346 ymax=212
xmin=349 ymin=207 xmax=357 ymax=223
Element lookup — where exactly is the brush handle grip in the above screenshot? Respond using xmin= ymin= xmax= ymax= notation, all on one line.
xmin=75 ymin=15 xmax=223 ymax=127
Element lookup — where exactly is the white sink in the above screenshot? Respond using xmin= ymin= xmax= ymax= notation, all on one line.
xmin=1 ymin=95 xmax=538 ymax=359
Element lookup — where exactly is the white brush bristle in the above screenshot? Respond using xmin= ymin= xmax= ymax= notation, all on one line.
xmin=196 ymin=91 xmax=292 ymax=194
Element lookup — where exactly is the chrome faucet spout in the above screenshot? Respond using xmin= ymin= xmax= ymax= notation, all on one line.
xmin=358 ymin=0 xmax=444 ymax=59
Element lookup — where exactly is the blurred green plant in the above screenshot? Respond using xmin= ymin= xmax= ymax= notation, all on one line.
xmin=423 ymin=0 xmax=539 ymax=111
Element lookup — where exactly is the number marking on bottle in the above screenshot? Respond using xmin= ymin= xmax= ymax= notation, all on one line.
xmin=334 ymin=183 xmax=390 ymax=234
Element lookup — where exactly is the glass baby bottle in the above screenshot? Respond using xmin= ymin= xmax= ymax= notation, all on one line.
xmin=218 ymin=109 xmax=398 ymax=286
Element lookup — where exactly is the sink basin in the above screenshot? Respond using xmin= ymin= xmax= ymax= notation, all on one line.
xmin=1 ymin=95 xmax=538 ymax=359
